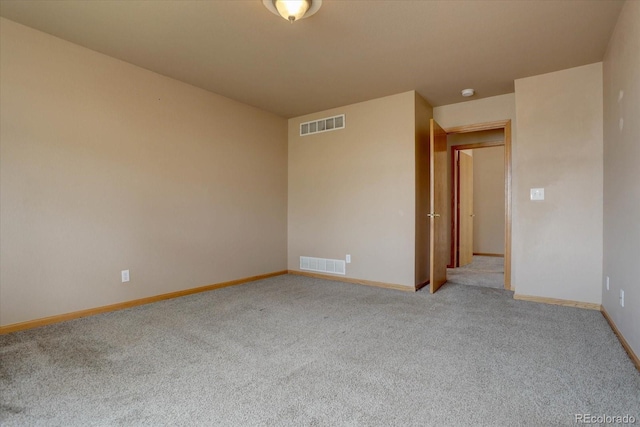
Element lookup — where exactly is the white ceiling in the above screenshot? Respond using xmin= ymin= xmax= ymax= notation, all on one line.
xmin=0 ymin=0 xmax=625 ymax=118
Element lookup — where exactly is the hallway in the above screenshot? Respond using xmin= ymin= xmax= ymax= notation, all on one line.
xmin=447 ymin=256 xmax=504 ymax=289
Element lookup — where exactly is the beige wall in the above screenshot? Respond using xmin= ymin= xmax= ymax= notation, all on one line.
xmin=434 ymin=94 xmax=516 ymax=130
xmin=287 ymin=91 xmax=419 ymax=288
xmin=436 ymin=76 xmax=604 ymax=305
xmin=514 ymin=63 xmax=603 ymax=304
xmin=415 ymin=94 xmax=434 ymax=286
xmin=602 ymin=1 xmax=640 ymax=356
xmin=473 ymin=146 xmax=505 ymax=255
xmin=0 ymin=19 xmax=288 ymax=326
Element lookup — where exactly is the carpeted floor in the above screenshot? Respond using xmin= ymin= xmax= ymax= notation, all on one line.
xmin=1 ymin=274 xmax=638 ymax=426
xmin=447 ymin=255 xmax=505 ymax=289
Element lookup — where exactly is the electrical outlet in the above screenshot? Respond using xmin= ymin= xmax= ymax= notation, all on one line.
xmin=620 ymin=289 xmax=624 ymax=307
xmin=606 ymin=276 xmax=610 ymax=291
xmin=346 ymin=254 xmax=351 ymax=264
xmin=121 ymin=270 xmax=130 ymax=283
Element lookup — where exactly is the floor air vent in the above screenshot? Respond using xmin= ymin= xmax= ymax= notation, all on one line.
xmin=300 ymin=114 xmax=345 ymax=136
xmin=300 ymin=256 xmax=346 ymax=275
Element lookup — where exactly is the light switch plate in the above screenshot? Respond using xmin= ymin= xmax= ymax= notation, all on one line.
xmin=530 ymin=188 xmax=545 ymax=201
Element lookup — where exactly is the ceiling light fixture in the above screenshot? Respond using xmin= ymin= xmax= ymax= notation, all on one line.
xmin=263 ymin=0 xmax=322 ymax=23
xmin=461 ymin=88 xmax=475 ymax=97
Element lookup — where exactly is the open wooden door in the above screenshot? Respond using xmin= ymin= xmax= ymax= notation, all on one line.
xmin=458 ymin=151 xmax=474 ymax=266
xmin=429 ymin=119 xmax=448 ymax=293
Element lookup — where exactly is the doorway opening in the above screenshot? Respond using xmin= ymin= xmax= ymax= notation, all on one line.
xmin=446 ymin=120 xmax=512 ymax=290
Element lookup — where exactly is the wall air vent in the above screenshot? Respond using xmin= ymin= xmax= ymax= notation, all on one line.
xmin=300 ymin=114 xmax=345 ymax=136
xmin=300 ymin=256 xmax=346 ymax=275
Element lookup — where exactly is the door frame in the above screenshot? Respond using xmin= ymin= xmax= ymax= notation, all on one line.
xmin=446 ymin=120 xmax=512 ymax=290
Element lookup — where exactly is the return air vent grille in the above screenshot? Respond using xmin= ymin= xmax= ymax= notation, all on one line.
xmin=300 ymin=114 xmax=345 ymax=136
xmin=300 ymin=256 xmax=346 ymax=275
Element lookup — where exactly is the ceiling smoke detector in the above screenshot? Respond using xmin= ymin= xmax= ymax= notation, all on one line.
xmin=461 ymin=88 xmax=475 ymax=97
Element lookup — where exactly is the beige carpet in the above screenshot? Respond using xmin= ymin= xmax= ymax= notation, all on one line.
xmin=447 ymin=255 xmax=505 ymax=289
xmin=1 ymin=274 xmax=638 ymax=426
